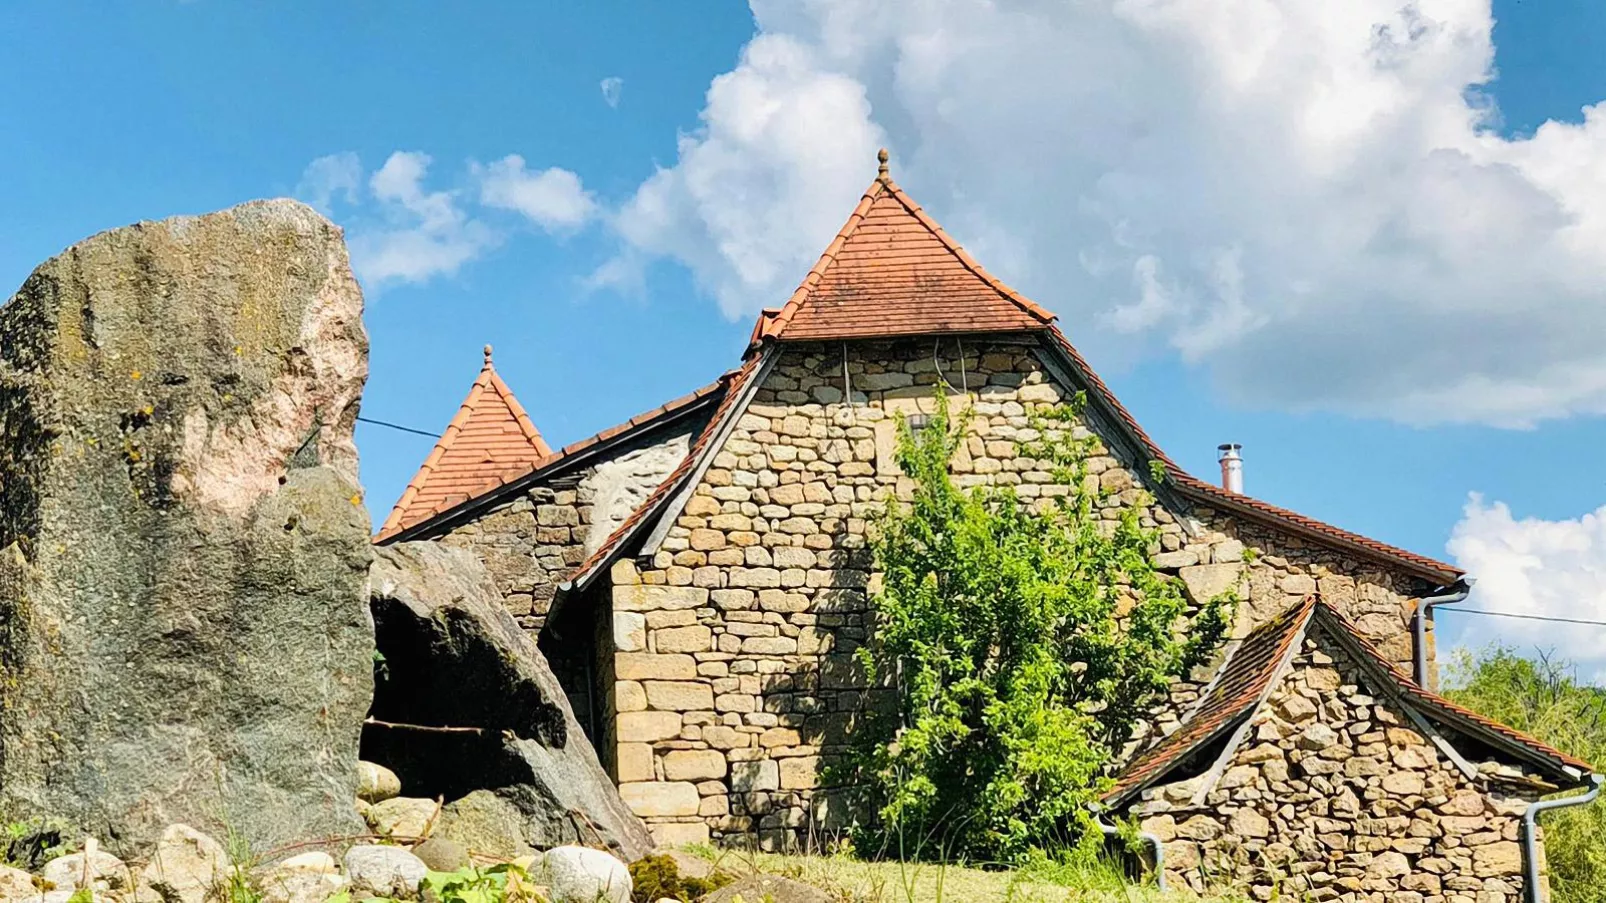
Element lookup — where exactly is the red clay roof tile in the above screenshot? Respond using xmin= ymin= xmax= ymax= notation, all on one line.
xmin=1103 ymin=596 xmax=1315 ymax=806
xmin=1040 ymin=326 xmax=1461 ymax=583
xmin=376 ymin=346 xmax=551 ymax=540
xmin=375 ymin=368 xmax=729 ymax=544
xmin=748 ymin=154 xmax=1054 ymax=351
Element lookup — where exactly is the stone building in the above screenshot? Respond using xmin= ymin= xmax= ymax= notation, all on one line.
xmin=377 ymin=152 xmax=1594 ymax=877
xmin=1106 ymin=596 xmax=1594 ymax=901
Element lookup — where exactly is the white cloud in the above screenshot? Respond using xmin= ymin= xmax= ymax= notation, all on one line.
xmin=476 ymin=155 xmax=598 ymax=231
xmin=348 ymin=151 xmax=500 ymax=289
xmin=608 ymin=33 xmax=886 ymax=318
xmin=601 ymin=76 xmax=624 ymax=108
xmin=295 ymin=152 xmax=362 ymax=214
xmin=607 ymin=0 xmax=1606 ymax=427
xmin=1447 ymin=494 xmax=1606 ymax=679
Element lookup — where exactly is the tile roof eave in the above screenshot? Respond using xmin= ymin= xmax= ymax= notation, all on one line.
xmin=1103 ymin=597 xmax=1593 ymax=810
xmin=1035 ymin=326 xmax=1462 ymax=584
xmin=1311 ymin=603 xmax=1595 ymax=778
xmin=1101 ymin=596 xmax=1317 ymax=807
xmin=554 ymin=352 xmax=769 ymax=600
xmin=374 ymin=376 xmax=729 ymax=544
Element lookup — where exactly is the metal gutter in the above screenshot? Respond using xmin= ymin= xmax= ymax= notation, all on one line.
xmin=1097 ymin=818 xmax=1166 ymax=892
xmin=1414 ymin=578 xmax=1476 ymax=688
xmin=1524 ymin=774 xmax=1603 ymax=903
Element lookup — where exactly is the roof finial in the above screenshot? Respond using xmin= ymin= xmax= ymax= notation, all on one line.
xmin=483 ymin=344 xmax=494 ymax=366
xmin=877 ymin=147 xmax=890 ymax=180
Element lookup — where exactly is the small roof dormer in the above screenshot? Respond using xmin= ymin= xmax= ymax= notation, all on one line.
xmin=377 ymin=345 xmax=551 ymax=540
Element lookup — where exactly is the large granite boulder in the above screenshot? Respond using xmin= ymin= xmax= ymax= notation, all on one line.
xmin=367 ymin=542 xmax=654 ymax=861
xmin=0 ymin=199 xmax=373 ymax=853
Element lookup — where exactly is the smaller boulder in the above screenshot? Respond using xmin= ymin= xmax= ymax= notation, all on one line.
xmin=343 ymin=846 xmax=428 ymax=899
xmin=358 ymin=762 xmax=402 ymax=804
xmin=266 ymin=852 xmax=338 ymax=875
xmin=139 ymin=825 xmax=229 ymax=903
xmin=700 ymin=875 xmax=833 ymax=903
xmin=434 ymin=791 xmax=535 ymax=860
xmin=410 ymin=838 xmax=468 ymax=873
xmin=259 ymin=871 xmax=346 ymax=903
xmin=0 ymin=865 xmax=36 ymax=899
xmin=540 ymin=847 xmax=631 ymax=903
xmin=366 ymin=797 xmax=439 ymax=840
xmin=41 ymin=846 xmax=133 ymax=894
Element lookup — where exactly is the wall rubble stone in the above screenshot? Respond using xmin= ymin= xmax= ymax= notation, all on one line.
xmin=1126 ymin=626 xmax=1544 ymax=902
xmin=597 ymin=340 xmax=1439 ymax=849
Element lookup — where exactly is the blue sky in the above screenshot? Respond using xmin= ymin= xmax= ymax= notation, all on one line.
xmin=3 ymin=1 xmax=1605 ymax=675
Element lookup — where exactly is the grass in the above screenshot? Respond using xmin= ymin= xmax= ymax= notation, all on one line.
xmin=679 ymin=847 xmax=1247 ymax=903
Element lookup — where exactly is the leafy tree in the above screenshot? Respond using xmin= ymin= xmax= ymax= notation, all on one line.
xmin=840 ymin=389 xmax=1230 ymax=864
xmin=1445 ymin=647 xmax=1606 ymax=903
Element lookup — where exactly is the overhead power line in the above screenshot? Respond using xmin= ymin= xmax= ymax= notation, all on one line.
xmin=1443 ymin=608 xmax=1606 ymax=628
xmin=357 ymin=415 xmax=438 ymax=439
xmin=331 ymin=422 xmax=1606 ymax=632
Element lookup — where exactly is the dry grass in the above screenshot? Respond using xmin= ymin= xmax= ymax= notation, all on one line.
xmin=682 ymin=847 xmax=1247 ymax=903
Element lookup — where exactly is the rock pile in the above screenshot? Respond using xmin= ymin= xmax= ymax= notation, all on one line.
xmin=0 ymin=822 xmax=639 ymax=903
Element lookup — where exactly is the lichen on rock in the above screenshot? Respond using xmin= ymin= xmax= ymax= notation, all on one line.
xmin=0 ymin=199 xmax=373 ymax=855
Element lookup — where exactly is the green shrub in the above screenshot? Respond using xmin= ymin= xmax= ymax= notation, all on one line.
xmin=1 ymin=819 xmax=66 ymax=870
xmin=1445 ymin=647 xmax=1606 ymax=903
xmin=837 ymin=389 xmax=1230 ymax=864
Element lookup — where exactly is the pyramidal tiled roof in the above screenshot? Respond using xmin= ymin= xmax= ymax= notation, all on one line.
xmin=377 ymin=345 xmax=551 ymax=539
xmin=747 ymin=149 xmax=1055 ymax=351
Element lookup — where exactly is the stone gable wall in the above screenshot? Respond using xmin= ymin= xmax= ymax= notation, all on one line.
xmin=414 ymin=429 xmax=693 ymax=632
xmin=603 ymin=339 xmax=1440 ymax=849
xmin=1127 ymin=625 xmax=1542 ymax=902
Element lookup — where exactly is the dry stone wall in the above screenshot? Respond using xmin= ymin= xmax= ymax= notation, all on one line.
xmin=417 ymin=428 xmax=694 ymax=632
xmin=601 ymin=339 xmax=1439 ymax=849
xmin=1128 ymin=625 xmax=1543 ymax=902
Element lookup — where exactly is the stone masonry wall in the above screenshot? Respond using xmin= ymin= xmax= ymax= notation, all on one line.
xmin=1128 ymin=625 xmax=1543 ymax=902
xmin=420 ymin=429 xmax=693 ymax=633
xmin=603 ymin=339 xmax=1440 ymax=849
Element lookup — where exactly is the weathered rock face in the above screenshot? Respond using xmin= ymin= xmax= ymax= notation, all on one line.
xmin=367 ymin=542 xmax=654 ymax=861
xmin=0 ymin=200 xmax=373 ymax=853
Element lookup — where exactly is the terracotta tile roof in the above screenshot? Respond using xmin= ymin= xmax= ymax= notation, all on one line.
xmin=747 ymin=150 xmax=1054 ymax=352
xmin=1039 ymin=326 xmax=1462 ymax=583
xmin=1104 ymin=597 xmax=1592 ymax=806
xmin=375 ymin=369 xmax=729 ymax=544
xmin=1103 ymin=596 xmax=1316 ymax=806
xmin=377 ymin=346 xmax=551 ymax=539
xmin=560 ymin=353 xmax=766 ymax=592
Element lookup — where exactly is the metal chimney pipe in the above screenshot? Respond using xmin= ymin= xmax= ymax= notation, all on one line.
xmin=1217 ymin=443 xmax=1243 ymax=494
